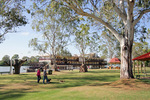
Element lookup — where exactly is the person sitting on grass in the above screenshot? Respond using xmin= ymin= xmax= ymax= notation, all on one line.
xmin=37 ymin=68 xmax=41 ymax=83
xmin=43 ymin=67 xmax=48 ymax=84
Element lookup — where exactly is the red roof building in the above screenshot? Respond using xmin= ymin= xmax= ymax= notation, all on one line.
xmin=108 ymin=58 xmax=121 ymax=69
xmin=109 ymin=58 xmax=121 ymax=64
xmin=132 ymin=52 xmax=150 ymax=61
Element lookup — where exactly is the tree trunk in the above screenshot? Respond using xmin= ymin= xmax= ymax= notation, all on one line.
xmin=52 ymin=54 xmax=58 ymax=71
xmin=14 ymin=65 xmax=21 ymax=74
xmin=120 ymin=40 xmax=134 ymax=79
xmin=13 ymin=59 xmax=27 ymax=74
xmin=79 ymin=64 xmax=88 ymax=72
xmin=120 ymin=0 xmax=135 ymax=79
xmin=52 ymin=57 xmax=57 ymax=71
xmin=141 ymin=61 xmax=143 ymax=73
xmin=79 ymin=46 xmax=88 ymax=72
xmin=54 ymin=58 xmax=57 ymax=71
xmin=143 ymin=62 xmax=146 ymax=74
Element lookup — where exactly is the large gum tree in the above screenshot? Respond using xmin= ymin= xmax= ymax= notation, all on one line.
xmin=29 ymin=4 xmax=70 ymax=71
xmin=47 ymin=0 xmax=150 ymax=79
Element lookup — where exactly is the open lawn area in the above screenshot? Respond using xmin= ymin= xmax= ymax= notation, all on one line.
xmin=0 ymin=69 xmax=150 ymax=100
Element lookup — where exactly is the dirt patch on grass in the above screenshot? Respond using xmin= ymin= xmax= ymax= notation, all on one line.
xmin=141 ymin=77 xmax=150 ymax=79
xmin=66 ymin=79 xmax=150 ymax=91
xmin=110 ymin=79 xmax=150 ymax=90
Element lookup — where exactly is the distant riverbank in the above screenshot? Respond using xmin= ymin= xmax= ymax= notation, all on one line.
xmin=0 ymin=66 xmax=30 ymax=73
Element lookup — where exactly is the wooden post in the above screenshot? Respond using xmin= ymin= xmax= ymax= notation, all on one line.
xmin=133 ymin=61 xmax=135 ymax=76
xmin=143 ymin=61 xmax=146 ymax=74
xmin=137 ymin=61 xmax=139 ymax=75
xmin=141 ymin=61 xmax=143 ymax=74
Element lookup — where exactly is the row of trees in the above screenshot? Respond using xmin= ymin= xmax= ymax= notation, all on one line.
xmin=0 ymin=54 xmax=39 ymax=66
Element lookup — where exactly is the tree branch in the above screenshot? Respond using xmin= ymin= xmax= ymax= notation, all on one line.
xmin=73 ymin=0 xmax=82 ymax=10
xmin=19 ymin=59 xmax=27 ymax=64
xmin=120 ymin=0 xmax=127 ymax=16
xmin=112 ymin=1 xmax=127 ymax=24
xmin=133 ymin=9 xmax=150 ymax=26
xmin=0 ymin=29 xmax=8 ymax=38
xmin=0 ymin=33 xmax=6 ymax=38
xmin=4 ymin=61 xmax=10 ymax=66
xmin=83 ymin=13 xmax=122 ymax=42
xmin=90 ymin=0 xmax=98 ymax=11
xmin=64 ymin=1 xmax=123 ymax=42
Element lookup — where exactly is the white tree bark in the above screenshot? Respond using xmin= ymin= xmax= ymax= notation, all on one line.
xmin=63 ymin=0 xmax=150 ymax=79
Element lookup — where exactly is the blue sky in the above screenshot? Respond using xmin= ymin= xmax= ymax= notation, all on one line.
xmin=0 ymin=23 xmax=40 ymax=60
xmin=0 ymin=21 xmax=80 ymax=60
xmin=0 ymin=18 xmax=82 ymax=60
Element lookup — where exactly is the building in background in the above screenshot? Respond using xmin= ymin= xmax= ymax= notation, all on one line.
xmin=38 ymin=53 xmax=107 ymax=70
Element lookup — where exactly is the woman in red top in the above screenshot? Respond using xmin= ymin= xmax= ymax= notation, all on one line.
xmin=37 ymin=68 xmax=41 ymax=83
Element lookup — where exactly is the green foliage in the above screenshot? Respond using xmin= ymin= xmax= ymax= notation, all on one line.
xmin=0 ymin=0 xmax=27 ymax=43
xmin=1 ymin=55 xmax=10 ymax=65
xmin=0 ymin=55 xmax=40 ymax=66
xmin=57 ymin=49 xmax=72 ymax=57
xmin=133 ymin=26 xmax=150 ymax=58
xmin=22 ymin=56 xmax=30 ymax=65
xmin=136 ymin=0 xmax=150 ymax=8
xmin=29 ymin=38 xmax=46 ymax=52
xmin=100 ymin=28 xmax=120 ymax=59
xmin=29 ymin=56 xmax=39 ymax=63
xmin=148 ymin=29 xmax=150 ymax=33
xmin=132 ymin=42 xmax=150 ymax=58
xmin=2 ymin=55 xmax=10 ymax=61
xmin=75 ymin=24 xmax=90 ymax=56
xmin=29 ymin=2 xmax=71 ymax=57
xmin=134 ymin=26 xmax=150 ymax=42
xmin=0 ymin=61 xmax=3 ymax=66
xmin=12 ymin=54 xmax=19 ymax=60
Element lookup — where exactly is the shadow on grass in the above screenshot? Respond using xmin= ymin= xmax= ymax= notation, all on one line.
xmin=0 ymin=84 xmax=7 ymax=87
xmin=139 ymin=79 xmax=150 ymax=84
xmin=50 ymin=81 xmax=89 ymax=89
xmin=0 ymin=91 xmax=24 ymax=100
xmin=89 ymin=82 xmax=111 ymax=86
xmin=0 ymin=88 xmax=39 ymax=100
xmin=0 ymin=74 xmax=36 ymax=81
xmin=52 ymin=75 xmax=119 ymax=82
xmin=50 ymin=82 xmax=60 ymax=84
xmin=49 ymin=75 xmax=120 ymax=89
xmin=18 ymin=74 xmax=27 ymax=75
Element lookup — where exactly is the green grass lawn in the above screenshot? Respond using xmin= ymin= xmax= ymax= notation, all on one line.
xmin=0 ymin=69 xmax=150 ymax=100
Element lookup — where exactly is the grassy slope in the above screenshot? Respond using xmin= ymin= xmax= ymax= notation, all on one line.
xmin=0 ymin=68 xmax=150 ymax=100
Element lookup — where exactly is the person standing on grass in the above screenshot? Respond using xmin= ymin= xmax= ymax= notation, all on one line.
xmin=43 ymin=67 xmax=48 ymax=84
xmin=37 ymin=68 xmax=41 ymax=83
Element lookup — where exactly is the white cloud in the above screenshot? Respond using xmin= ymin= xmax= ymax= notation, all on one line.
xmin=21 ymin=32 xmax=30 ymax=36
